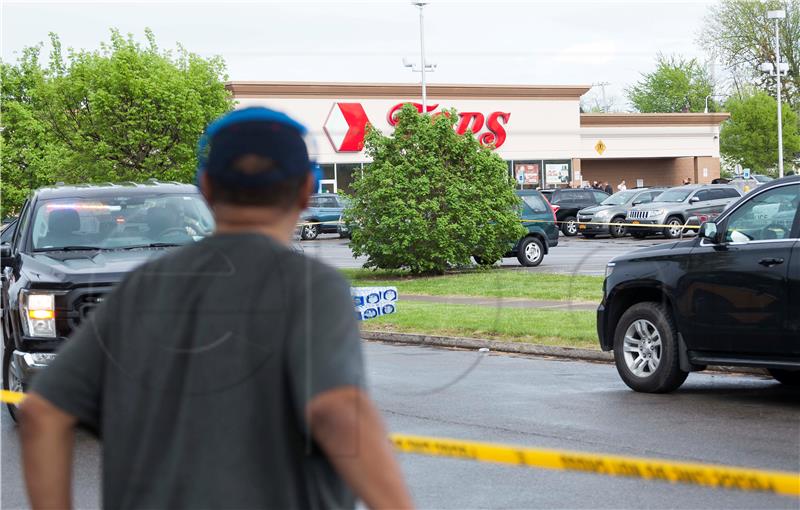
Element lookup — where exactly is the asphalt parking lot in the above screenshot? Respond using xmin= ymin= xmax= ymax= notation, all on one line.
xmin=3 ymin=342 xmax=797 ymax=509
xmin=300 ymin=233 xmax=681 ymax=276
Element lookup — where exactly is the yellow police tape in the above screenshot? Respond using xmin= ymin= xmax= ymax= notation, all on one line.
xmin=1 ymin=388 xmax=795 ymax=497
xmin=390 ymin=434 xmax=799 ymax=498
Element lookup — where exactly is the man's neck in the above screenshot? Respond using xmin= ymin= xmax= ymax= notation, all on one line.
xmin=212 ymin=204 xmax=299 ymax=246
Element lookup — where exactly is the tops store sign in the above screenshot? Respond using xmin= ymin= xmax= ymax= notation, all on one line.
xmin=324 ymin=101 xmax=511 ymax=153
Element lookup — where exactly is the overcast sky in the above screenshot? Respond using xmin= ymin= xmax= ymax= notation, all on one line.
xmin=2 ymin=0 xmax=717 ymax=110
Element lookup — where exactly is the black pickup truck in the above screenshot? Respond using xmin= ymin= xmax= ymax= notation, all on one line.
xmin=1 ymin=182 xmax=214 ymax=419
xmin=598 ymin=175 xmax=800 ymax=392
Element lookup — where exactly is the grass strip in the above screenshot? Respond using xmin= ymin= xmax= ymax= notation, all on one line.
xmin=343 ymin=268 xmax=603 ymax=303
xmin=361 ymin=301 xmax=599 ymax=350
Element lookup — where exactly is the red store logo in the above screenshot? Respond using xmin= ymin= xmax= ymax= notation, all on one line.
xmin=387 ymin=102 xmax=511 ymax=149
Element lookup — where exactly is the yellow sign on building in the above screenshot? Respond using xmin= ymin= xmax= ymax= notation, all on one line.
xmin=595 ymin=140 xmax=606 ymax=155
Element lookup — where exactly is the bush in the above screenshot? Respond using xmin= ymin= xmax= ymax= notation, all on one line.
xmin=346 ymin=104 xmax=525 ymax=275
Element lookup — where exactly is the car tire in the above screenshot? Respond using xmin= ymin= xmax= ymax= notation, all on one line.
xmin=2 ymin=347 xmax=20 ymax=422
xmin=613 ymin=302 xmax=688 ymax=393
xmin=561 ymin=217 xmax=578 ymax=236
xmin=768 ymin=369 xmax=800 ymax=386
xmin=516 ymin=237 xmax=544 ymax=267
xmin=300 ymin=223 xmax=319 ymax=240
xmin=662 ymin=216 xmax=684 ymax=239
xmin=609 ymin=216 xmax=627 ymax=238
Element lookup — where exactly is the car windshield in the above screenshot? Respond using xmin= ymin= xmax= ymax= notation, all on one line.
xmin=31 ymin=194 xmax=215 ymax=251
xmin=601 ymin=190 xmax=638 ymax=206
xmin=753 ymin=175 xmax=773 ymax=183
xmin=653 ymin=189 xmax=692 ymax=203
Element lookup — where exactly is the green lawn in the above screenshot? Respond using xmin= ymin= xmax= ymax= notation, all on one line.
xmin=343 ymin=268 xmax=603 ymax=303
xmin=362 ymin=302 xmax=599 ymax=349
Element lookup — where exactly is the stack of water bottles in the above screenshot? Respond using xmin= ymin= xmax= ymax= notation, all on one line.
xmin=351 ymin=286 xmax=398 ymax=321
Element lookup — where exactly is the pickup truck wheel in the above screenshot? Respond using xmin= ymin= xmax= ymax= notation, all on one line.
xmin=609 ymin=216 xmax=627 ymax=238
xmin=613 ymin=302 xmax=688 ymax=393
xmin=561 ymin=217 xmax=579 ymax=236
xmin=300 ymin=223 xmax=319 ymax=240
xmin=663 ymin=216 xmax=684 ymax=239
xmin=516 ymin=237 xmax=544 ymax=267
xmin=768 ymin=369 xmax=800 ymax=386
xmin=2 ymin=348 xmax=20 ymax=422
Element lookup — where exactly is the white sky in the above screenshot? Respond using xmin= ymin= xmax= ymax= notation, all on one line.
xmin=1 ymin=0 xmax=716 ymax=110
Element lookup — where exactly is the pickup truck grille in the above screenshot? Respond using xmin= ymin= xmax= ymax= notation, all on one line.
xmin=627 ymin=210 xmax=649 ymax=220
xmin=67 ymin=290 xmax=110 ymax=330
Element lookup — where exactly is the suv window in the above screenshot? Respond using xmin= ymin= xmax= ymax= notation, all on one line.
xmin=320 ymin=196 xmax=339 ymax=207
xmin=724 ymin=184 xmax=799 ymax=243
xmin=520 ymin=193 xmax=548 ymax=213
xmin=713 ymin=188 xmax=740 ymax=199
xmin=308 ymin=197 xmax=322 ymax=207
xmin=592 ymin=191 xmax=609 ymax=203
xmin=693 ymin=189 xmax=712 ymax=202
xmin=1 ymin=221 xmax=17 ymax=244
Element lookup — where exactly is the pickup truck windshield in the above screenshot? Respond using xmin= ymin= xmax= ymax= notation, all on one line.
xmin=653 ymin=189 xmax=692 ymax=203
xmin=31 ymin=194 xmax=215 ymax=251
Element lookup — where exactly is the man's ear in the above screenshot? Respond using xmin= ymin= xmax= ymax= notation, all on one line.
xmin=199 ymin=173 xmax=213 ymax=205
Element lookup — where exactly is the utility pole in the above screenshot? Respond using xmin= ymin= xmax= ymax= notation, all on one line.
xmin=414 ymin=2 xmax=428 ymax=112
xmin=592 ymin=82 xmax=610 ymax=112
xmin=766 ymin=10 xmax=787 ymax=178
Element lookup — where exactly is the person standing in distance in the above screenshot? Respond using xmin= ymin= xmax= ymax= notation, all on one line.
xmin=617 ymin=180 xmax=627 ymax=191
xmin=19 ymin=107 xmax=413 ymax=510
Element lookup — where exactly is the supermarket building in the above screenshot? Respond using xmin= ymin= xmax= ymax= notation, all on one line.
xmin=227 ymin=82 xmax=729 ymax=194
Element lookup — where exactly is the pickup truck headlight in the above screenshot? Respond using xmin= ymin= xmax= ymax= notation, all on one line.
xmin=19 ymin=291 xmax=56 ymax=338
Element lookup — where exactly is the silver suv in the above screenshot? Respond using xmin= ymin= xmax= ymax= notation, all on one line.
xmin=625 ymin=184 xmax=742 ymax=239
xmin=577 ymin=188 xmax=665 ymax=238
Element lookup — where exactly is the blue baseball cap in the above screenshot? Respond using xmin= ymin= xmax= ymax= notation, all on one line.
xmin=197 ymin=107 xmax=312 ymax=188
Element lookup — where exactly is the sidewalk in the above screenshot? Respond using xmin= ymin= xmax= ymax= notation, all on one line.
xmin=402 ymin=294 xmax=597 ymax=311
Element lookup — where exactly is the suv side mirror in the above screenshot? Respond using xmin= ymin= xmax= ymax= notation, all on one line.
xmin=0 ymin=243 xmax=12 ymax=269
xmin=631 ymin=200 xmax=642 ymax=206
xmin=689 ymin=196 xmax=700 ymax=203
xmin=698 ymin=222 xmax=719 ymax=243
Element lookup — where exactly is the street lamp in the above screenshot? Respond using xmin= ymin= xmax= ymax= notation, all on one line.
xmin=407 ymin=2 xmax=434 ymax=112
xmin=703 ymin=94 xmax=726 ymax=114
xmin=762 ymin=9 xmax=788 ymax=178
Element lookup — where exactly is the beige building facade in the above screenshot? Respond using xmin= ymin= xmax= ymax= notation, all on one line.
xmin=227 ymin=82 xmax=728 ymax=194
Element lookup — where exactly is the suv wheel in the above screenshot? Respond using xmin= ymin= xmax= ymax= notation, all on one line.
xmin=2 ymin=347 xmax=21 ymax=422
xmin=663 ymin=216 xmax=684 ymax=239
xmin=609 ymin=216 xmax=627 ymax=238
xmin=561 ymin=217 xmax=578 ymax=236
xmin=301 ymin=223 xmax=319 ymax=240
xmin=768 ymin=369 xmax=800 ymax=386
xmin=517 ymin=237 xmax=544 ymax=267
xmin=613 ymin=302 xmax=688 ymax=393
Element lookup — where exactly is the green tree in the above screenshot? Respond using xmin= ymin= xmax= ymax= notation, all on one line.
xmin=346 ymin=105 xmax=525 ymax=275
xmin=701 ymin=0 xmax=799 ymax=110
xmin=0 ymin=29 xmax=232 ymax=217
xmin=720 ymin=89 xmax=800 ymax=174
xmin=627 ymin=54 xmax=715 ymax=113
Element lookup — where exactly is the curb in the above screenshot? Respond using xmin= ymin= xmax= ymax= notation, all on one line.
xmin=361 ymin=330 xmax=767 ymax=377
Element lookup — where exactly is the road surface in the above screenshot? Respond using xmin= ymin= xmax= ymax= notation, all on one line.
xmin=2 ymin=342 xmax=797 ymax=509
xmin=301 ymin=234 xmax=678 ymax=275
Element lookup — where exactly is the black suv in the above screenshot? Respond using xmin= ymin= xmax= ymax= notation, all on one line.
xmin=1 ymin=182 xmax=214 ymax=418
xmin=597 ymin=176 xmax=799 ymax=392
xmin=540 ymin=188 xmax=609 ymax=236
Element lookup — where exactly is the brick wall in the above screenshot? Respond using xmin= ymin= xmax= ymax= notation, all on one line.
xmin=579 ymin=157 xmax=721 ymax=191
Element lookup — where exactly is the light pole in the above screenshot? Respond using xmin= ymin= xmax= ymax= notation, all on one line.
xmin=591 ymin=82 xmax=610 ymax=112
xmin=413 ymin=2 xmax=428 ymax=111
xmin=703 ymin=94 xmax=726 ymax=114
xmin=764 ymin=9 xmax=787 ymax=178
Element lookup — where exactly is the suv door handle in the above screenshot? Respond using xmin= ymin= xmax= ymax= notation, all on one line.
xmin=758 ymin=258 xmax=784 ymax=267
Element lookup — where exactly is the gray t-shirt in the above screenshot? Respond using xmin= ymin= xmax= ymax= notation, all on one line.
xmin=32 ymin=233 xmax=365 ymax=510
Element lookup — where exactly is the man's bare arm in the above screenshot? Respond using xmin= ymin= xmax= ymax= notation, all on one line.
xmin=308 ymin=386 xmax=413 ymax=510
xmin=19 ymin=392 xmax=77 ymax=510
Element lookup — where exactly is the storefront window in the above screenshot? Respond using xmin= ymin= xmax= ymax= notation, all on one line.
xmin=335 ymin=163 xmax=361 ymax=195
xmin=320 ymin=164 xmax=335 ymax=181
xmin=543 ymin=160 xmax=572 ymax=188
xmin=513 ymin=160 xmax=543 ymax=189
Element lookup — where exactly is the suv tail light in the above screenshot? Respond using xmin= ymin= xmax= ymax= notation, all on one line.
xmin=546 ymin=200 xmax=559 ymax=222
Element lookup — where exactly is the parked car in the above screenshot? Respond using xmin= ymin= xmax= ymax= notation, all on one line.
xmin=1 ymin=182 xmax=215 ymax=420
xmin=539 ymin=188 xmax=609 ymax=236
xmin=577 ymin=188 xmax=664 ymax=238
xmin=625 ymin=184 xmax=742 ymax=239
xmin=503 ymin=190 xmax=559 ymax=266
xmin=597 ymin=175 xmax=800 ymax=392
xmin=299 ymin=193 xmax=347 ymax=240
